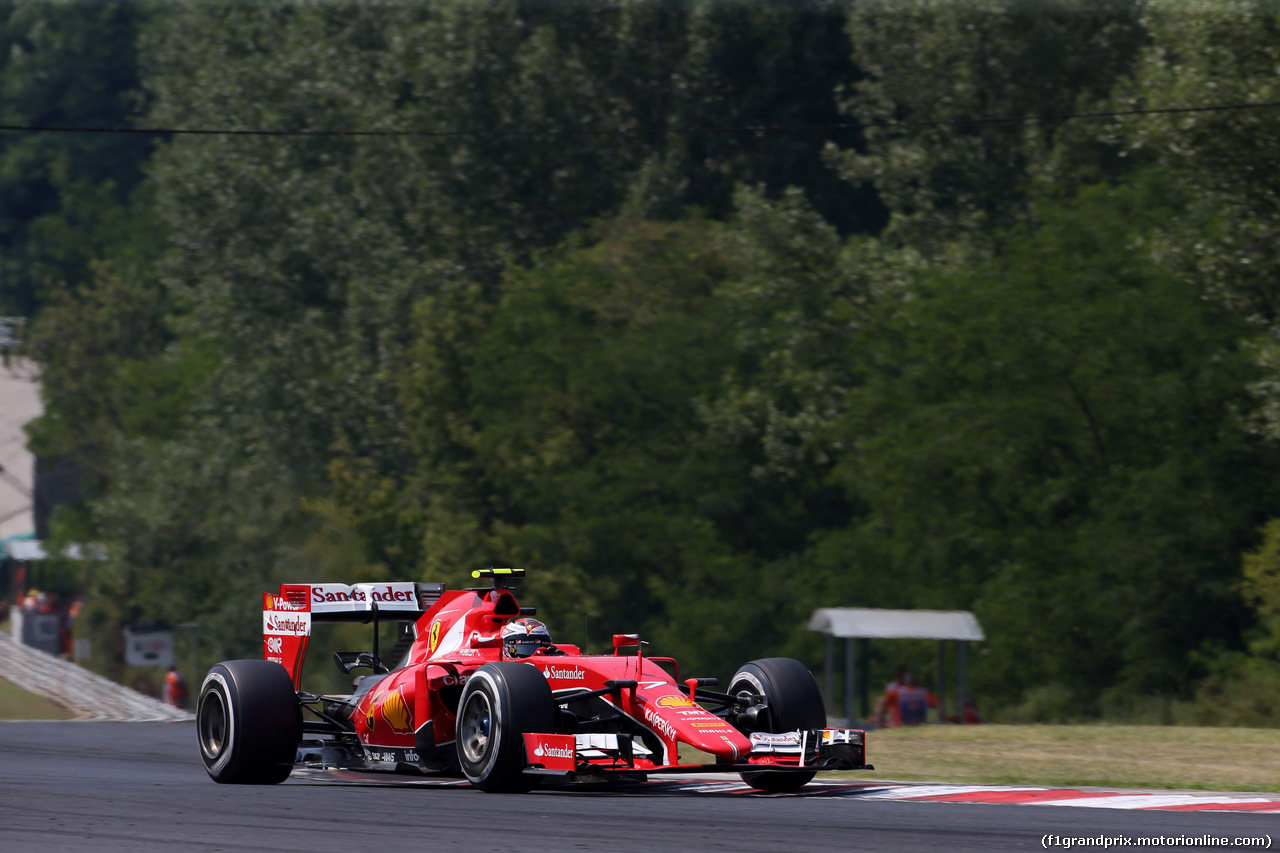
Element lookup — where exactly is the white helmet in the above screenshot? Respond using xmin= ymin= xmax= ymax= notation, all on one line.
xmin=502 ymin=618 xmax=553 ymax=658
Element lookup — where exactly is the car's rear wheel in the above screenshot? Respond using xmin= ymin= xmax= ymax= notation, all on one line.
xmin=729 ymin=657 xmax=826 ymax=793
xmin=197 ymin=660 xmax=301 ymax=784
xmin=455 ymin=662 xmax=556 ymax=792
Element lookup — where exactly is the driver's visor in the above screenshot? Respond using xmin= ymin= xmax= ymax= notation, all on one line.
xmin=509 ymin=639 xmax=550 ymax=657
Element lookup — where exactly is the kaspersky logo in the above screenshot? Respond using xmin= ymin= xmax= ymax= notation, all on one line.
xmin=542 ymin=666 xmax=585 ymax=681
xmin=533 ymin=742 xmax=574 ymax=759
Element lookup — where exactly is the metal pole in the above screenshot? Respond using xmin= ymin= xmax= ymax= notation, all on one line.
xmin=824 ymin=634 xmax=834 ymax=714
xmin=860 ymin=638 xmax=870 ymax=719
xmin=936 ymin=640 xmax=947 ymax=722
xmin=958 ymin=641 xmax=967 ymax=721
xmin=176 ymin=622 xmax=200 ymax=685
xmin=845 ymin=637 xmax=855 ymax=725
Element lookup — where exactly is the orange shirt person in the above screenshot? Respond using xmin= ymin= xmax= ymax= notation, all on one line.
xmin=163 ymin=667 xmax=189 ymax=709
xmin=873 ymin=667 xmax=905 ymax=727
xmin=879 ymin=672 xmax=938 ymax=727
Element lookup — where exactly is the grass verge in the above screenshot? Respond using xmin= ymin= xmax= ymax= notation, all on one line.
xmin=0 ymin=676 xmax=74 ymax=721
xmin=841 ymin=724 xmax=1280 ymax=792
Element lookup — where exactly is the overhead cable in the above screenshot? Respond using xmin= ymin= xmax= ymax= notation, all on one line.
xmin=0 ymin=100 xmax=1277 ymax=139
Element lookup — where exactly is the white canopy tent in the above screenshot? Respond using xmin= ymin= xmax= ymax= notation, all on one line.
xmin=808 ymin=608 xmax=985 ymax=724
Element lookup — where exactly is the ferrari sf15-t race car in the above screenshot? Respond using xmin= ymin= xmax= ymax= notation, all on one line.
xmin=196 ymin=569 xmax=871 ymax=792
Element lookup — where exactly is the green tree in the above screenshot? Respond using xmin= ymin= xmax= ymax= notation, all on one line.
xmin=0 ymin=0 xmax=155 ymax=315
xmin=65 ymin=0 xmax=881 ymax=666
xmin=822 ymin=177 xmax=1280 ymax=710
xmin=395 ymin=218 xmax=749 ymax=665
xmin=835 ymin=0 xmax=1146 ymax=255
xmin=1108 ymin=1 xmax=1280 ymax=439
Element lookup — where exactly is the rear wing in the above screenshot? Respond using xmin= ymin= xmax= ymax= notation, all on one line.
xmin=263 ymin=582 xmax=445 ymax=687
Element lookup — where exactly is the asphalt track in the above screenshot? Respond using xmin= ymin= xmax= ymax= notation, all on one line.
xmin=0 ymin=722 xmax=1275 ymax=852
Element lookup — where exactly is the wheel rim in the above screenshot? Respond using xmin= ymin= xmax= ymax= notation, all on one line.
xmin=731 ymin=680 xmax=770 ymax=733
xmin=459 ymin=690 xmax=493 ymax=765
xmin=199 ymin=689 xmax=228 ymax=761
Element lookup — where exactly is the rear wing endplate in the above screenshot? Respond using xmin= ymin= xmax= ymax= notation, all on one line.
xmin=262 ymin=581 xmax=445 ymax=687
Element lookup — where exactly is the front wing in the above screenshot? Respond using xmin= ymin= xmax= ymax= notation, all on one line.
xmin=522 ymin=727 xmax=872 ymax=780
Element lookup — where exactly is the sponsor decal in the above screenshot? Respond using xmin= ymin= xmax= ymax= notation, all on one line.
xmin=533 ymin=743 xmax=574 ymax=760
xmin=262 ymin=612 xmax=311 ymax=636
xmin=748 ymin=731 xmax=801 ymax=754
xmin=542 ymin=666 xmax=586 ymax=681
xmin=428 ymin=620 xmax=442 ymax=653
xmin=437 ymin=674 xmax=470 ymax=687
xmin=676 ymin=709 xmax=713 ymax=717
xmin=822 ymin=729 xmax=860 ymax=744
xmin=379 ymin=686 xmax=413 ymax=735
xmin=310 ymin=584 xmax=416 ymax=605
xmin=523 ymin=734 xmax=575 ymax=771
xmin=267 ymin=655 xmax=283 ymax=665
xmin=643 ymin=707 xmax=677 ymax=740
xmin=263 ymin=593 xmax=307 ymax=612
xmin=656 ymin=695 xmax=695 ymax=709
xmin=266 ymin=636 xmax=283 ymax=654
xmin=423 ymin=616 xmax=467 ymax=658
xmin=750 ymin=732 xmax=801 ymax=746
xmin=692 ymin=721 xmax=733 ymax=729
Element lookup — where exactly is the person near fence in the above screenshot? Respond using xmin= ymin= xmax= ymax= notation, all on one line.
xmin=162 ymin=666 xmax=188 ymax=709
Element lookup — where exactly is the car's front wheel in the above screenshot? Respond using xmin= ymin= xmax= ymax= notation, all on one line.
xmin=197 ymin=660 xmax=301 ymax=784
xmin=455 ymin=662 xmax=556 ymax=792
xmin=729 ymin=657 xmax=826 ymax=793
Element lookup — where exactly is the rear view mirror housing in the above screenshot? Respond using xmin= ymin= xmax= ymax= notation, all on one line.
xmin=612 ymin=633 xmax=640 ymax=654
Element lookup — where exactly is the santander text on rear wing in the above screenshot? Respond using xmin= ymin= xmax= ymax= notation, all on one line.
xmin=262 ymin=582 xmax=444 ymax=687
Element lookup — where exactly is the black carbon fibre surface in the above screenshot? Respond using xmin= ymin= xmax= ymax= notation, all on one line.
xmin=0 ymin=722 xmax=1273 ymax=851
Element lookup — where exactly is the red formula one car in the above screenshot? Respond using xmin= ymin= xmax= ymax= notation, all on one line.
xmin=196 ymin=569 xmax=871 ymax=792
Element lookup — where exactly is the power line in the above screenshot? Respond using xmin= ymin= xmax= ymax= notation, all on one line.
xmin=0 ymin=100 xmax=1277 ymax=139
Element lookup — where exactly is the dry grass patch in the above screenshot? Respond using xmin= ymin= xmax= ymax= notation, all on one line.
xmin=847 ymin=724 xmax=1280 ymax=792
xmin=0 ymin=676 xmax=74 ymax=720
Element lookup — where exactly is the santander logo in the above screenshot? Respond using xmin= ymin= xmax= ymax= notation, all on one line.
xmin=262 ymin=612 xmax=311 ymax=636
xmin=542 ymin=666 xmax=585 ymax=681
xmin=534 ymin=743 xmax=574 ymax=759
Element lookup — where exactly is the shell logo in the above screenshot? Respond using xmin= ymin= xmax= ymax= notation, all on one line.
xmin=428 ymin=620 xmax=442 ymax=653
xmin=656 ymin=695 xmax=696 ymax=709
xmin=380 ymin=687 xmax=413 ymax=735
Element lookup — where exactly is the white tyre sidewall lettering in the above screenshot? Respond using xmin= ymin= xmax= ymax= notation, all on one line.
xmin=199 ymin=670 xmax=235 ymax=775
xmin=459 ymin=669 xmax=504 ymax=785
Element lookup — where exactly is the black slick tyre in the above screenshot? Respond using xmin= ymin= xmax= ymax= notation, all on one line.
xmin=455 ymin=662 xmax=556 ymax=793
xmin=729 ymin=657 xmax=826 ymax=793
xmin=197 ymin=660 xmax=301 ymax=784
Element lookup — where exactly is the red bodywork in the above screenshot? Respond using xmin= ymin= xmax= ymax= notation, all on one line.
xmin=263 ymin=579 xmax=841 ymax=776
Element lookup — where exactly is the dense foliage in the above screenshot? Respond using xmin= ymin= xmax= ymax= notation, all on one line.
xmin=13 ymin=0 xmax=1280 ymax=720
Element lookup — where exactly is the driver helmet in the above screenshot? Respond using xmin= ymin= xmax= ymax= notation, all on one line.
xmin=502 ymin=618 xmax=553 ymax=658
